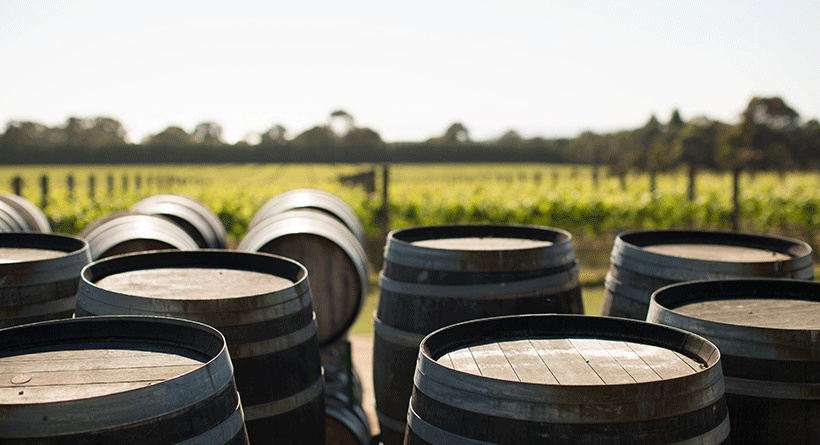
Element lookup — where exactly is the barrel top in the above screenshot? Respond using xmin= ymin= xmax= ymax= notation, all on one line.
xmin=436 ymin=336 xmax=704 ymax=385
xmin=643 ymin=243 xmax=792 ymax=262
xmin=0 ymin=247 xmax=66 ymax=264
xmin=0 ymin=346 xmax=202 ymax=404
xmin=673 ymin=297 xmax=820 ymax=330
xmin=413 ymin=237 xmax=553 ymax=251
xmin=95 ymin=267 xmax=294 ymax=300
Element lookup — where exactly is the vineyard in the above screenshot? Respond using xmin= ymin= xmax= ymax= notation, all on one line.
xmin=2 ymin=163 xmax=819 ymax=278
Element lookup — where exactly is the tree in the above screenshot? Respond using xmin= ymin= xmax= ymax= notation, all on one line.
xmin=674 ymin=117 xmax=726 ymax=201
xmin=259 ymin=124 xmax=288 ymax=146
xmin=430 ymin=122 xmax=470 ymax=145
xmin=343 ymin=127 xmax=384 ymax=147
xmin=146 ymin=126 xmax=194 ymax=147
xmin=727 ymin=96 xmax=801 ymax=172
xmin=291 ymin=125 xmax=337 ymax=148
xmin=192 ymin=122 xmax=224 ymax=146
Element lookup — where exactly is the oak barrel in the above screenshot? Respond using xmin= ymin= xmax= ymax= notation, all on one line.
xmin=0 ymin=315 xmax=249 ymax=444
xmin=0 ymin=200 xmax=28 ymax=232
xmin=130 ymin=194 xmax=227 ymax=249
xmin=238 ymin=208 xmax=368 ymax=347
xmin=0 ymin=232 xmax=90 ymax=329
xmin=248 ymin=188 xmax=366 ymax=248
xmin=75 ymin=250 xmax=324 ymax=445
xmin=406 ymin=314 xmax=729 ymax=445
xmin=322 ymin=338 xmax=371 ymax=445
xmin=79 ymin=212 xmax=200 ymax=260
xmin=0 ymin=194 xmax=51 ymax=233
xmin=600 ymin=229 xmax=813 ymax=320
xmin=649 ymin=279 xmax=820 ymax=444
xmin=373 ymin=224 xmax=584 ymax=445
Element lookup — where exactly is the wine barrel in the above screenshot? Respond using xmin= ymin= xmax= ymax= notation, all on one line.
xmin=600 ymin=229 xmax=813 ymax=320
xmin=130 ymin=194 xmax=227 ymax=249
xmin=322 ymin=338 xmax=371 ymax=445
xmin=406 ymin=314 xmax=729 ymax=445
xmin=238 ymin=208 xmax=368 ymax=347
xmin=0 ymin=232 xmax=90 ymax=329
xmin=79 ymin=212 xmax=200 ymax=260
xmin=0 ymin=200 xmax=28 ymax=232
xmin=0 ymin=194 xmax=51 ymax=232
xmin=649 ymin=279 xmax=820 ymax=444
xmin=373 ymin=224 xmax=583 ymax=445
xmin=249 ymin=188 xmax=366 ymax=248
xmin=75 ymin=250 xmax=324 ymax=445
xmin=0 ymin=315 xmax=249 ymax=444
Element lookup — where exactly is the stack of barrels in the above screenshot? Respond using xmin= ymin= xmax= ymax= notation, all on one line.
xmin=0 ymin=190 xmax=371 ymax=445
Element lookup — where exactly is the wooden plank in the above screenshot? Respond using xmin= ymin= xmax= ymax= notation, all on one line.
xmin=674 ymin=298 xmax=820 ymax=330
xmin=569 ymin=338 xmax=636 ymax=385
xmin=530 ymin=338 xmax=603 ymax=385
xmin=446 ymin=348 xmax=481 ymax=376
xmin=413 ymin=237 xmax=553 ymax=250
xmin=436 ymin=352 xmax=455 ymax=369
xmin=95 ymin=268 xmax=293 ymax=300
xmin=498 ymin=339 xmax=558 ymax=384
xmin=642 ymin=243 xmax=791 ymax=262
xmin=0 ymin=382 xmax=157 ymax=404
xmin=468 ymin=342 xmax=518 ymax=381
xmin=598 ymin=339 xmax=663 ymax=383
xmin=627 ymin=342 xmax=698 ymax=380
xmin=0 ymin=247 xmax=65 ymax=263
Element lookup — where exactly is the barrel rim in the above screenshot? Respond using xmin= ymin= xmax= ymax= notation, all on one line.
xmin=78 ymin=249 xmax=310 ymax=310
xmin=0 ymin=200 xmax=30 ymax=232
xmin=613 ymin=229 xmax=813 ymax=273
xmin=249 ymin=188 xmax=365 ymax=247
xmin=384 ymin=223 xmax=576 ymax=272
xmin=0 ymin=232 xmax=91 ymax=286
xmin=649 ymin=278 xmax=820 ymax=355
xmin=81 ymin=213 xmax=200 ymax=260
xmin=0 ymin=194 xmax=51 ymax=233
xmin=419 ymin=313 xmax=722 ymax=392
xmin=131 ymin=194 xmax=227 ymax=249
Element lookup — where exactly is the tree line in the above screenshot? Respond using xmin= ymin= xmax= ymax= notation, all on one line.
xmin=1 ymin=97 xmax=818 ymax=176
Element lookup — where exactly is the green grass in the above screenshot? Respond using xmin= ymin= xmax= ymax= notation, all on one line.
xmin=349 ymin=284 xmax=606 ymax=335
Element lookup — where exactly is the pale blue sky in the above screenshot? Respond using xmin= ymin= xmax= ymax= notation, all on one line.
xmin=1 ymin=0 xmax=818 ymax=143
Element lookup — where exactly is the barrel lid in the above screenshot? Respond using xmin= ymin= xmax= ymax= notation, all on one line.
xmin=78 ymin=249 xmax=310 ymax=314
xmin=238 ymin=209 xmax=368 ymax=347
xmin=385 ymin=224 xmax=576 ymax=272
xmin=649 ymin=279 xmax=820 ymax=360
xmin=416 ymin=314 xmax=724 ymax=422
xmin=612 ymin=230 xmax=814 ymax=279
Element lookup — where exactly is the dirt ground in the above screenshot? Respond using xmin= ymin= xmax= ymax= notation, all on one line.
xmin=349 ymin=332 xmax=378 ymax=436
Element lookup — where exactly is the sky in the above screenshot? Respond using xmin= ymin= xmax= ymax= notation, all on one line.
xmin=1 ymin=0 xmax=818 ymax=144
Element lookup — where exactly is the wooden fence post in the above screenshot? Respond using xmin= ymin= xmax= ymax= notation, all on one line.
xmin=40 ymin=174 xmax=49 ymax=208
xmin=67 ymin=174 xmax=75 ymax=199
xmin=11 ymin=176 xmax=23 ymax=196
xmin=107 ymin=174 xmax=114 ymax=195
xmin=89 ymin=175 xmax=96 ymax=199
xmin=731 ymin=168 xmax=741 ymax=231
xmin=381 ymin=163 xmax=390 ymax=240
